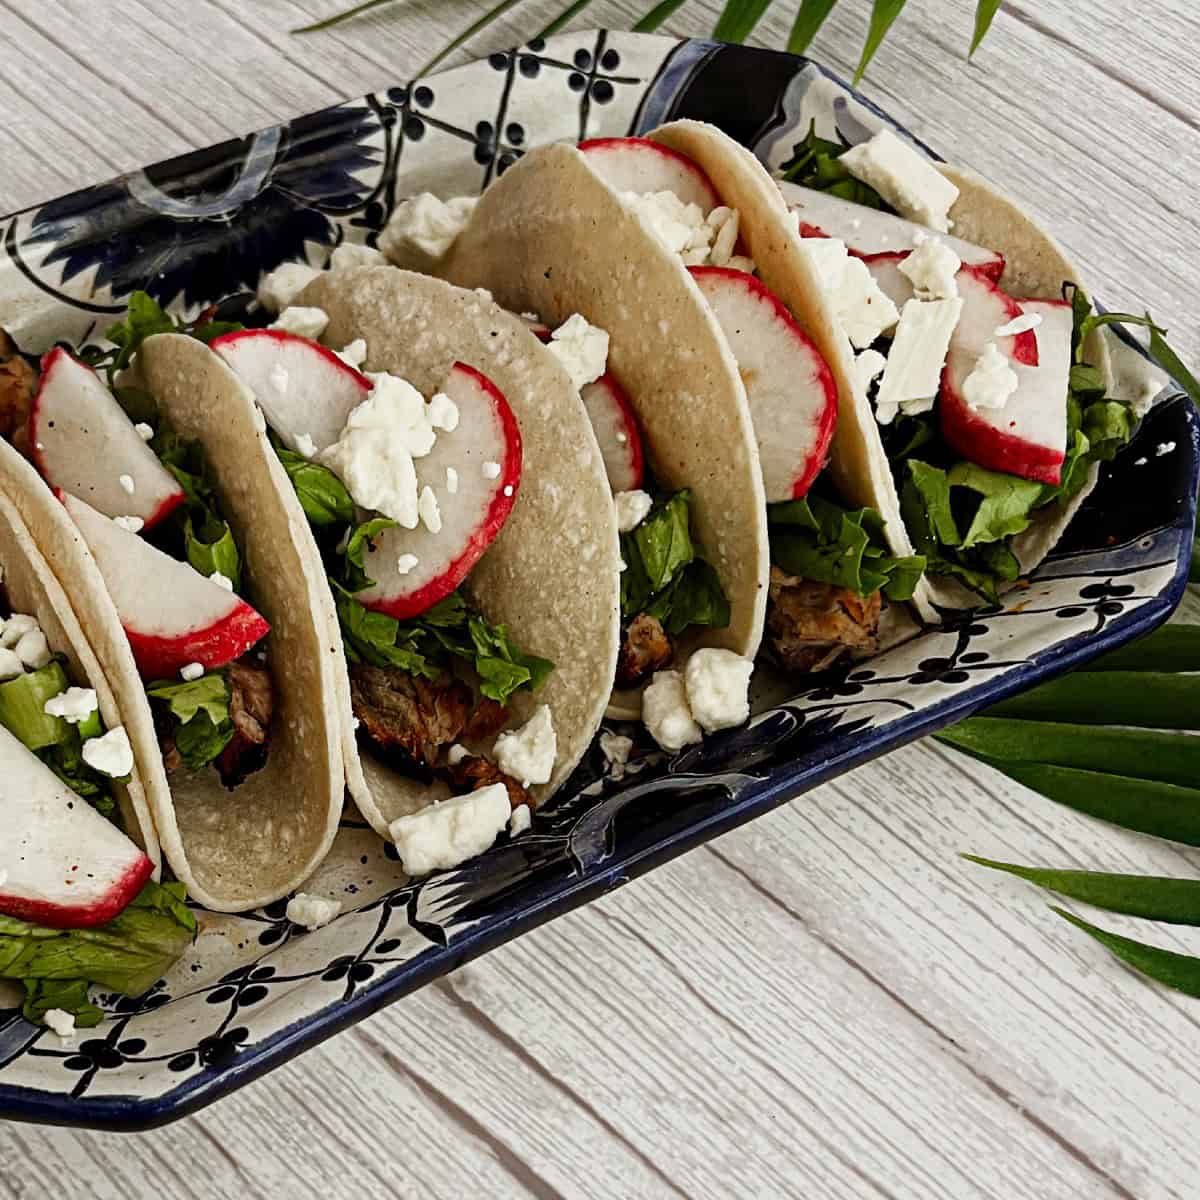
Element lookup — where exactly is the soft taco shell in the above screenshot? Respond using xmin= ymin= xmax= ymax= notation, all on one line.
xmin=0 ymin=471 xmax=160 ymax=872
xmin=437 ymin=141 xmax=770 ymax=712
xmin=300 ymin=267 xmax=621 ymax=836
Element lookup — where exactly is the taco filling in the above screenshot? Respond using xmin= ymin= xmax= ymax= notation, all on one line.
xmin=207 ymin=317 xmax=558 ymax=813
xmin=4 ymin=298 xmax=278 ymax=789
xmin=779 ymin=126 xmax=1135 ymax=606
xmin=0 ymin=511 xmax=195 ymax=1033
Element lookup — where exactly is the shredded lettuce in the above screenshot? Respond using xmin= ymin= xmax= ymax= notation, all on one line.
xmin=2 ymin=881 xmax=198 ymax=1026
xmin=779 ymin=121 xmax=888 ymax=210
xmin=146 ymin=674 xmax=234 ymax=771
xmin=769 ymin=495 xmax=925 ymax=602
xmin=273 ymin=440 xmax=356 ymax=527
xmin=334 ymin=585 xmax=552 ymax=704
xmin=619 ymin=490 xmax=731 ymax=635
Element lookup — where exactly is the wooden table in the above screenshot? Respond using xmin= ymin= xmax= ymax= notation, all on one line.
xmin=1 ymin=2 xmax=1197 ymax=1196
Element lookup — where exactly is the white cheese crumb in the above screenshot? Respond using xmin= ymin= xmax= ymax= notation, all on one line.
xmin=180 ymin=662 xmax=205 ymax=682
xmin=397 ymin=554 xmax=419 ymax=575
xmin=1156 ymin=441 xmax=1177 ymax=456
xmin=614 ymin=489 xmax=653 ymax=533
xmin=43 ymin=1008 xmax=76 ymax=1042
xmin=482 ymin=460 xmax=501 ymax=479
xmin=643 ymin=670 xmax=702 ymax=753
xmin=446 ymin=743 xmax=469 ymax=766
xmin=134 ymin=422 xmax=154 ymax=441
xmin=994 ymin=312 xmax=1043 ymax=337
xmin=623 ymin=189 xmax=711 ymax=259
xmin=503 ymin=484 xmax=514 ymax=497
xmin=14 ymin=630 xmax=51 ymax=670
xmin=963 ymin=341 xmax=1020 ymax=412
xmin=286 ymin=893 xmax=342 ymax=930
xmin=0 ymin=648 xmax=24 ymax=681
xmin=799 ymin=238 xmax=899 ymax=349
xmin=0 ymin=614 xmax=37 ymax=648
xmin=840 ymin=129 xmax=960 ymax=232
xmin=210 ymin=571 xmax=234 ymax=592
xmin=855 ymin=348 xmax=888 ymax=393
xmin=389 ymin=783 xmax=510 ymax=875
xmin=270 ymin=306 xmax=330 ymax=340
xmin=81 ymin=726 xmax=133 ymax=778
xmin=379 ymin=193 xmax=477 ymax=271
xmin=446 ymin=466 xmax=459 ymax=494
xmin=257 ymin=262 xmax=322 ymax=313
xmin=684 ymin=649 xmax=753 ymax=733
xmin=114 ymin=515 xmax=145 ymax=533
xmin=898 ymin=237 xmax=961 ymax=300
xmin=44 ymin=687 xmax=98 ymax=724
xmin=599 ymin=731 xmax=634 ymax=779
xmin=336 ymin=338 xmax=368 ymax=368
xmin=294 ymin=433 xmax=317 ymax=459
xmin=1134 ymin=456 xmax=1148 ymax=466
xmin=318 ymin=373 xmax=437 ymax=528
xmin=427 ymin=392 xmax=460 ymax=432
xmin=118 ymin=474 xmax=135 ymax=495
xmin=417 ymin=486 xmax=442 ymax=534
xmin=330 ymin=242 xmax=387 ymax=271
xmin=874 ymin=297 xmax=964 ymax=424
xmin=508 ymin=804 xmax=532 ymax=837
xmin=493 ymin=704 xmax=556 ymax=787
xmin=547 ymin=314 xmax=610 ymax=390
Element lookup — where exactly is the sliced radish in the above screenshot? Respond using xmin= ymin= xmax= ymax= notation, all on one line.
xmin=690 ymin=266 xmax=837 ymax=501
xmin=781 ymin=182 xmax=1005 ymax=280
xmin=0 ymin=723 xmax=153 ymax=928
xmin=31 ymin=349 xmax=185 ymax=531
xmin=940 ymin=298 xmax=1072 ymax=486
xmin=355 ymin=363 xmax=521 ymax=620
xmin=211 ymin=329 xmax=372 ymax=455
xmin=952 ymin=266 xmax=1039 ymax=367
xmin=581 ymin=373 xmax=643 ymax=492
xmin=61 ymin=493 xmax=269 ymax=679
xmin=578 ymin=137 xmax=719 ymax=211
xmin=865 ymin=259 xmax=1039 ymax=369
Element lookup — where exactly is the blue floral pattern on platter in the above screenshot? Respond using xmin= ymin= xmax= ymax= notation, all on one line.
xmin=0 ymin=30 xmax=1194 ymax=1129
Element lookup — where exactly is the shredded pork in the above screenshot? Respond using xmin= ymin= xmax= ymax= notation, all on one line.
xmin=766 ymin=567 xmax=881 ymax=673
xmin=616 ymin=612 xmax=674 ymax=687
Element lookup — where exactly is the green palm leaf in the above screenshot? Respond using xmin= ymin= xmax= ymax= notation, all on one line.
xmin=713 ymin=0 xmax=775 ymax=44
xmin=536 ymin=0 xmax=594 ymax=40
xmin=292 ymin=0 xmax=397 ymax=34
xmin=635 ymin=0 xmax=691 ymax=31
xmin=789 ymin=0 xmax=840 ymax=55
xmin=416 ymin=0 xmax=527 ymax=77
xmin=1054 ymin=909 xmax=1200 ymax=998
xmin=856 ymin=0 xmax=908 ymax=82
xmin=970 ymin=0 xmax=1003 ymax=56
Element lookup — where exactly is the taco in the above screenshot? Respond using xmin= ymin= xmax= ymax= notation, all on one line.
xmin=202 ymin=268 xmax=621 ymax=869
xmin=771 ymin=124 xmax=1127 ymax=615
xmin=0 ymin=473 xmax=196 ymax=1032
xmin=398 ymin=139 xmax=774 ymax=723
xmin=0 ymin=307 xmax=345 ymax=911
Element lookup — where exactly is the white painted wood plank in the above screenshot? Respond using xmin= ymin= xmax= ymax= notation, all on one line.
xmin=0 ymin=4 xmax=1197 ymax=1198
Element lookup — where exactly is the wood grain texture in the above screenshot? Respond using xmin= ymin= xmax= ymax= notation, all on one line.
xmin=1 ymin=3 xmax=1198 ymax=1197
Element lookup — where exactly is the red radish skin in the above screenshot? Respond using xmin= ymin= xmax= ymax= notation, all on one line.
xmin=690 ymin=266 xmax=837 ymax=500
xmin=0 ymin=853 xmax=153 ymax=929
xmin=939 ymin=298 xmax=1072 ymax=486
xmin=211 ymin=329 xmax=372 ymax=455
xmin=357 ymin=363 xmax=522 ymax=621
xmin=125 ymin=601 xmax=272 ymax=679
xmin=577 ymin=137 xmax=720 ymax=211
xmin=59 ymin=490 xmax=270 ymax=678
xmin=581 ymin=373 xmax=644 ymax=492
xmin=31 ymin=349 xmax=186 ymax=531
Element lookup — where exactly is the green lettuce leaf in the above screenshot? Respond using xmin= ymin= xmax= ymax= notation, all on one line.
xmin=0 ymin=659 xmax=74 ymax=752
xmin=769 ymin=494 xmax=925 ymax=601
xmin=340 ymin=517 xmax=398 ymax=592
xmin=778 ymin=120 xmax=888 ymax=209
xmin=22 ymin=978 xmax=104 ymax=1028
xmin=1 ymin=881 xmax=198 ymax=1022
xmin=948 ymin=462 xmax=1044 ymax=547
xmin=183 ymin=514 xmax=241 ymax=590
xmin=146 ymin=674 xmax=235 ymax=771
xmin=275 ymin=443 xmax=356 ymax=527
